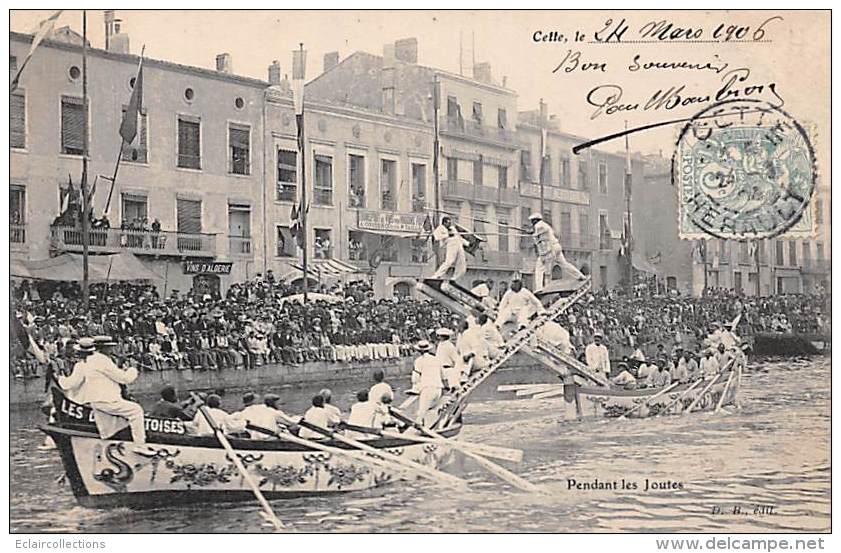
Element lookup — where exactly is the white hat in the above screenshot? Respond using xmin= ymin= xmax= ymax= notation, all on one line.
xmin=528 ymin=212 xmax=542 ymax=221
xmin=435 ymin=327 xmax=453 ymax=337
xmin=472 ymin=283 xmax=490 ymax=298
xmin=416 ymin=340 xmax=433 ymax=352
xmin=73 ymin=337 xmax=96 ymax=353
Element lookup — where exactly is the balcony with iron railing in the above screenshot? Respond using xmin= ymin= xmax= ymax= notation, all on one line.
xmin=10 ymin=223 xmax=26 ymax=249
xmin=439 ymin=115 xmax=518 ymax=146
xmin=442 ymin=179 xmax=520 ymax=206
xmin=519 ymin=181 xmax=590 ymax=206
xmin=229 ymin=235 xmax=252 ymax=257
xmin=50 ymin=226 xmax=217 ymax=258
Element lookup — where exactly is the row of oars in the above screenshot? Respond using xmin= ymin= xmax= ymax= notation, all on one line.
xmin=192 ymin=395 xmax=541 ymax=530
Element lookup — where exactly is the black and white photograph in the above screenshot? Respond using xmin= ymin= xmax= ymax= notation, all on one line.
xmin=6 ymin=7 xmax=832 ymax=539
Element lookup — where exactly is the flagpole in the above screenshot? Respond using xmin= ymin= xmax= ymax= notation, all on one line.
xmin=81 ymin=10 xmax=90 ymax=312
xmin=105 ymin=45 xmax=145 ymax=214
xmin=624 ymin=120 xmax=633 ymax=294
xmin=295 ymin=43 xmax=308 ymax=303
xmin=432 ymin=75 xmax=441 ymax=267
xmin=755 ymin=239 xmax=761 ymax=297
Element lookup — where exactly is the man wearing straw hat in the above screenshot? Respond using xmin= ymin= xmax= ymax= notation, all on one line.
xmin=527 ymin=212 xmax=586 ymax=292
xmin=58 ymin=336 xmax=153 ymax=455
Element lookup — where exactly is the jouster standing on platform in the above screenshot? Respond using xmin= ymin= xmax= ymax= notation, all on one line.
xmin=528 ymin=212 xmax=586 ymax=291
xmin=58 ymin=336 xmax=152 ymax=454
xmin=430 ymin=216 xmax=469 ymax=281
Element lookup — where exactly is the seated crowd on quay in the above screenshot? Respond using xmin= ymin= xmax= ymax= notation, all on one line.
xmin=10 ymin=276 xmax=455 ymax=379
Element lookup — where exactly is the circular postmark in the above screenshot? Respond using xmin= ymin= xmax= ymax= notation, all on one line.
xmin=672 ymin=99 xmax=817 ymax=240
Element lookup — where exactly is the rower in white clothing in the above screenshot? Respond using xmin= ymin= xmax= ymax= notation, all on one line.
xmin=413 ymin=340 xmax=444 ymax=426
xmin=584 ymin=331 xmax=611 ymax=379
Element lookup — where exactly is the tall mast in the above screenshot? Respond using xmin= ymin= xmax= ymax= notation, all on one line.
xmin=624 ymin=120 xmax=633 ymax=294
xmin=81 ymin=10 xmax=90 ymax=311
xmin=432 ymin=75 xmax=441 ymax=266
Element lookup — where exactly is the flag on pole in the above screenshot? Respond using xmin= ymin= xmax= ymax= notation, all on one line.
xmin=11 ymin=10 xmax=63 ymax=91
xmin=289 ymin=204 xmax=302 ymax=248
xmin=539 ymin=127 xmax=548 ymax=184
xmin=119 ymin=53 xmax=144 ymax=143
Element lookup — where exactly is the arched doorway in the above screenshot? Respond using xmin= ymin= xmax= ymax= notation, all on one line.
xmin=393 ymin=281 xmax=412 ymax=298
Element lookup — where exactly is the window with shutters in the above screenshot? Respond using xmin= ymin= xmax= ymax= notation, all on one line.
xmin=10 ymin=186 xmax=25 ymax=244
xmin=447 ymin=96 xmax=458 ymax=118
xmin=61 ymin=96 xmax=86 ymax=155
xmin=578 ymin=158 xmax=589 ymax=190
xmin=228 ymin=123 xmax=250 ymax=175
xmin=560 ymin=154 xmax=570 ymax=188
xmin=497 ymin=108 xmax=507 ymax=129
xmin=520 ymin=206 xmax=532 ymax=250
xmin=121 ymin=194 xmax=148 ymax=226
xmin=598 ymin=161 xmax=608 ymax=194
xmin=498 ymin=208 xmax=510 ymax=252
xmin=349 ymin=154 xmax=366 ymax=208
xmin=520 ymin=149 xmax=531 ymax=182
xmin=579 ymin=212 xmax=590 ymax=240
xmin=446 ymin=157 xmax=458 ymax=182
xmin=381 ymin=158 xmax=396 ymax=210
xmin=177 ymin=116 xmax=201 ymax=169
xmin=472 ymin=102 xmax=483 ymax=125
xmin=599 ymin=212 xmax=610 ymax=250
xmin=314 ymin=154 xmax=333 ymax=205
xmin=121 ymin=106 xmax=147 ymax=163
xmin=473 ymin=158 xmax=483 ymax=187
xmin=411 ymin=163 xmax=426 ymax=212
xmin=560 ymin=211 xmax=572 ymax=243
xmin=498 ymin=166 xmax=508 ymax=189
xmin=176 ymin=198 xmax=202 ymax=234
xmin=775 ymin=241 xmax=784 ymax=265
xmin=788 ymin=241 xmax=797 ymax=266
xmin=276 ymin=225 xmax=295 ymax=257
xmin=276 ymin=149 xmax=297 ymax=202
xmin=473 ymin=204 xmax=486 ymax=234
xmin=10 ymin=91 xmax=25 ymax=149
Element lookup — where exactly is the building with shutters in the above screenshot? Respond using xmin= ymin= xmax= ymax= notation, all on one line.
xmin=10 ymin=31 xmax=267 ymax=296
xmin=303 ymin=40 xmax=524 ymax=296
xmin=262 ymin=73 xmax=435 ymax=298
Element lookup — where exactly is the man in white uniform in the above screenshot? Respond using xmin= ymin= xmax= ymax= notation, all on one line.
xmin=230 ymin=392 xmax=290 ymax=439
xmin=470 ymin=281 xmax=497 ymax=311
xmin=430 ymin=216 xmax=469 ymax=281
xmin=58 ymin=337 xmax=151 ymax=454
xmin=528 ymin=212 xmax=585 ymax=291
xmin=413 ymin=340 xmax=444 ymax=426
xmin=369 ymin=369 xmax=394 ymax=405
xmin=496 ymin=278 xmax=546 ymax=330
xmin=537 ymin=320 xmax=574 ymax=355
xmin=584 ymin=332 xmax=611 ymax=380
xmin=434 ymin=327 xmax=461 ymax=389
xmin=458 ymin=318 xmax=491 ymax=374
xmin=480 ymin=313 xmax=505 ymax=360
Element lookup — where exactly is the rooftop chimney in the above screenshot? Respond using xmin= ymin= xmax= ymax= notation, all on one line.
xmin=105 ymin=16 xmax=130 ymax=55
xmin=473 ymin=62 xmax=492 ymax=83
xmin=382 ymin=43 xmax=396 ymax=115
xmin=268 ymin=60 xmax=282 ymax=85
xmin=394 ymin=37 xmax=418 ymax=63
xmin=323 ymin=51 xmax=339 ymax=73
xmin=216 ymin=53 xmax=232 ymax=74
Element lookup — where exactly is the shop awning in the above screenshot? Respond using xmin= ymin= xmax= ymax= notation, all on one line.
xmin=284 ymin=258 xmax=364 ymax=281
xmin=632 ymin=255 xmax=660 ymax=275
xmin=20 ymin=253 xmax=163 ymax=282
xmin=348 ymin=226 xmax=420 ymax=239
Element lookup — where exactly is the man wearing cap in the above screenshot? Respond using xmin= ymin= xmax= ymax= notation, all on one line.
xmin=585 ymin=332 xmax=611 ymax=380
xmin=229 ymin=392 xmax=289 ymax=439
xmin=470 ymin=280 xmax=497 ymax=311
xmin=527 ymin=212 xmax=586 ymax=291
xmin=58 ymin=336 xmax=152 ymax=454
xmin=434 ymin=327 xmax=461 ymax=389
xmin=150 ymin=386 xmax=191 ymax=420
xmin=496 ymin=277 xmax=545 ymax=330
xmin=414 ymin=340 xmax=444 ymax=426
xmin=430 ymin=215 xmax=469 ymax=281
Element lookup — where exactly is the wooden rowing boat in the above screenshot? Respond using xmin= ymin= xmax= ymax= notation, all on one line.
xmin=40 ymin=389 xmax=460 ymax=509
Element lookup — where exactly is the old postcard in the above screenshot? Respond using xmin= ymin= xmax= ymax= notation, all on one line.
xmin=7 ymin=8 xmax=830 ymax=538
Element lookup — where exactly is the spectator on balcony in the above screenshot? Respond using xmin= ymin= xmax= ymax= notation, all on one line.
xmin=150 ymin=218 xmax=162 ymax=249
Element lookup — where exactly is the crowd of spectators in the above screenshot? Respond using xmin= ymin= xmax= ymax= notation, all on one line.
xmin=10 ymin=274 xmax=454 ymax=379
xmin=10 ymin=275 xmax=830 ymax=380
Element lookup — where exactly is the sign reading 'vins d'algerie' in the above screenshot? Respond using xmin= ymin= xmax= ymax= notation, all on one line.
xmin=182 ymin=261 xmax=234 ymax=275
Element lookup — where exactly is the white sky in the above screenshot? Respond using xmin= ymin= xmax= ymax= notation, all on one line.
xmin=10 ymin=9 xmax=830 ymax=163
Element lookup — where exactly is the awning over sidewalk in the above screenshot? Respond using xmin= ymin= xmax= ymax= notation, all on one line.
xmin=18 ymin=252 xmax=162 ymax=282
xmin=283 ymin=258 xmax=364 ymax=282
xmin=632 ymin=255 xmax=660 ymax=275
